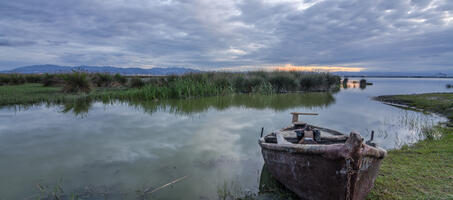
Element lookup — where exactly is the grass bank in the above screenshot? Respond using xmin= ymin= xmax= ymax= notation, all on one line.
xmin=375 ymin=93 xmax=453 ymax=124
xmin=0 ymin=83 xmax=127 ymax=106
xmin=0 ymin=71 xmax=340 ymax=106
xmin=0 ymin=83 xmax=77 ymax=106
xmin=369 ymin=93 xmax=453 ymax=199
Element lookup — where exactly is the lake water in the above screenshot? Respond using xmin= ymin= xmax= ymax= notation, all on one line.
xmin=0 ymin=78 xmax=451 ymax=200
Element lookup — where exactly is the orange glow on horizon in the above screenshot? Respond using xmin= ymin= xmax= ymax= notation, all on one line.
xmin=272 ymin=64 xmax=364 ymax=72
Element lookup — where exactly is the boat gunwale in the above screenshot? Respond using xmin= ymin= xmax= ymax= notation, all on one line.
xmin=259 ymin=135 xmax=387 ymax=159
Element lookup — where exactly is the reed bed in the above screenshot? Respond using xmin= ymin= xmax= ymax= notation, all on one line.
xmin=0 ymin=73 xmax=128 ymax=87
xmin=0 ymin=71 xmax=340 ymax=106
xmin=87 ymin=71 xmax=340 ymax=101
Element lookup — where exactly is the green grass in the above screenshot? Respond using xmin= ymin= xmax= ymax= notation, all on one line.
xmin=0 ymin=83 xmax=129 ymax=107
xmin=0 ymin=84 xmax=78 ymax=106
xmin=370 ymin=93 xmax=453 ymax=199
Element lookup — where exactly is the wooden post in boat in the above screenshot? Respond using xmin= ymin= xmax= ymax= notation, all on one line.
xmin=290 ymin=112 xmax=318 ymax=123
xmin=345 ymin=132 xmax=364 ymax=200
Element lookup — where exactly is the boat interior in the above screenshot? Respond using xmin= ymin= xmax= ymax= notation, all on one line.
xmin=263 ymin=122 xmax=349 ymax=145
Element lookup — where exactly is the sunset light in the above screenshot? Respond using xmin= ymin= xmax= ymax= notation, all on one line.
xmin=272 ymin=64 xmax=364 ymax=72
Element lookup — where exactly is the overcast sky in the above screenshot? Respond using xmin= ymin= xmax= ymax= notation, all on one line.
xmin=0 ymin=0 xmax=452 ymax=71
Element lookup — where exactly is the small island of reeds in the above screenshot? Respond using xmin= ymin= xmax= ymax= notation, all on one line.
xmin=0 ymin=71 xmax=340 ymax=106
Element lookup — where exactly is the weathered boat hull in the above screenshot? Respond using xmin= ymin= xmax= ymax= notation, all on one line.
xmin=259 ymin=132 xmax=386 ymax=200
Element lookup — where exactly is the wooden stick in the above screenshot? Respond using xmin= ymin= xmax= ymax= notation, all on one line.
xmin=290 ymin=112 xmax=319 ymax=115
xmin=144 ymin=175 xmax=188 ymax=194
xmin=291 ymin=112 xmax=318 ymax=122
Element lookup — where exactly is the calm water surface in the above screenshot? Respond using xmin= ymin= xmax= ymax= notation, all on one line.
xmin=0 ymin=78 xmax=451 ymax=199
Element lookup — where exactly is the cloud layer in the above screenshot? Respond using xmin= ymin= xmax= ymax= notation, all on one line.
xmin=0 ymin=0 xmax=452 ymax=71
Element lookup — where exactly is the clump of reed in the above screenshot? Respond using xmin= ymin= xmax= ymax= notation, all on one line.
xmin=61 ymin=72 xmax=131 ymax=93
xmin=269 ymin=74 xmax=298 ymax=92
xmin=0 ymin=74 xmax=44 ymax=85
xmin=359 ymin=79 xmax=367 ymax=89
xmin=123 ymin=74 xmax=229 ymax=100
xmin=62 ymin=72 xmax=92 ymax=93
xmin=360 ymin=79 xmax=367 ymax=85
xmin=342 ymin=77 xmax=349 ymax=88
xmin=0 ymin=72 xmax=129 ymax=87
xmin=217 ymin=181 xmax=255 ymax=200
xmin=421 ymin=126 xmax=442 ymax=140
xmin=42 ymin=73 xmax=63 ymax=86
xmin=130 ymin=77 xmax=145 ymax=88
xmin=104 ymin=71 xmax=340 ymax=101
xmin=297 ymin=72 xmax=339 ymax=90
xmin=92 ymin=73 xmax=113 ymax=87
xmin=224 ymin=71 xmax=339 ymax=93
xmin=114 ymin=73 xmax=127 ymax=84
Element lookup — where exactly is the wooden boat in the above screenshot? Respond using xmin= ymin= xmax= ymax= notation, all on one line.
xmin=258 ymin=112 xmax=387 ymax=200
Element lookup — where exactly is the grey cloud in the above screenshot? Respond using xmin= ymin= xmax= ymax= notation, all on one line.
xmin=0 ymin=39 xmax=36 ymax=47
xmin=240 ymin=0 xmax=453 ymax=71
xmin=0 ymin=0 xmax=452 ymax=71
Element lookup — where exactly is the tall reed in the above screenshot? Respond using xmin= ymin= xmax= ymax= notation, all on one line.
xmin=62 ymin=72 xmax=92 ymax=93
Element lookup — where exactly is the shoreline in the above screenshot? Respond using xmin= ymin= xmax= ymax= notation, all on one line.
xmin=368 ymin=93 xmax=453 ymax=199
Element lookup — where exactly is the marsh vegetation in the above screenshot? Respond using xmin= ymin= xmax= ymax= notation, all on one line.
xmin=0 ymin=71 xmax=340 ymax=106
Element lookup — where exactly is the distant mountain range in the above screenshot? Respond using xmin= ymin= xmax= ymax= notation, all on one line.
xmin=1 ymin=65 xmax=201 ymax=75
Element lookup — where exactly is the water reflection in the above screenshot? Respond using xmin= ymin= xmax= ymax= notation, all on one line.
xmin=0 ymin=78 xmax=451 ymax=200
xmin=375 ymin=109 xmax=438 ymax=148
xmin=60 ymin=99 xmax=94 ymax=117
xmin=57 ymin=92 xmax=337 ymax=117
xmin=258 ymin=165 xmax=298 ymax=200
xmin=132 ymin=92 xmax=336 ymax=115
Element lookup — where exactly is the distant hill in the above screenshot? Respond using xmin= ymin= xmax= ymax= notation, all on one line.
xmin=1 ymin=65 xmax=202 ymax=75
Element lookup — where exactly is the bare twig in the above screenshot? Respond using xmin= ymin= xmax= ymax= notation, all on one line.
xmin=144 ymin=176 xmax=188 ymax=194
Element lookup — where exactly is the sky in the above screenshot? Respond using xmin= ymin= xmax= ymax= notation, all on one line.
xmin=0 ymin=0 xmax=452 ymax=72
